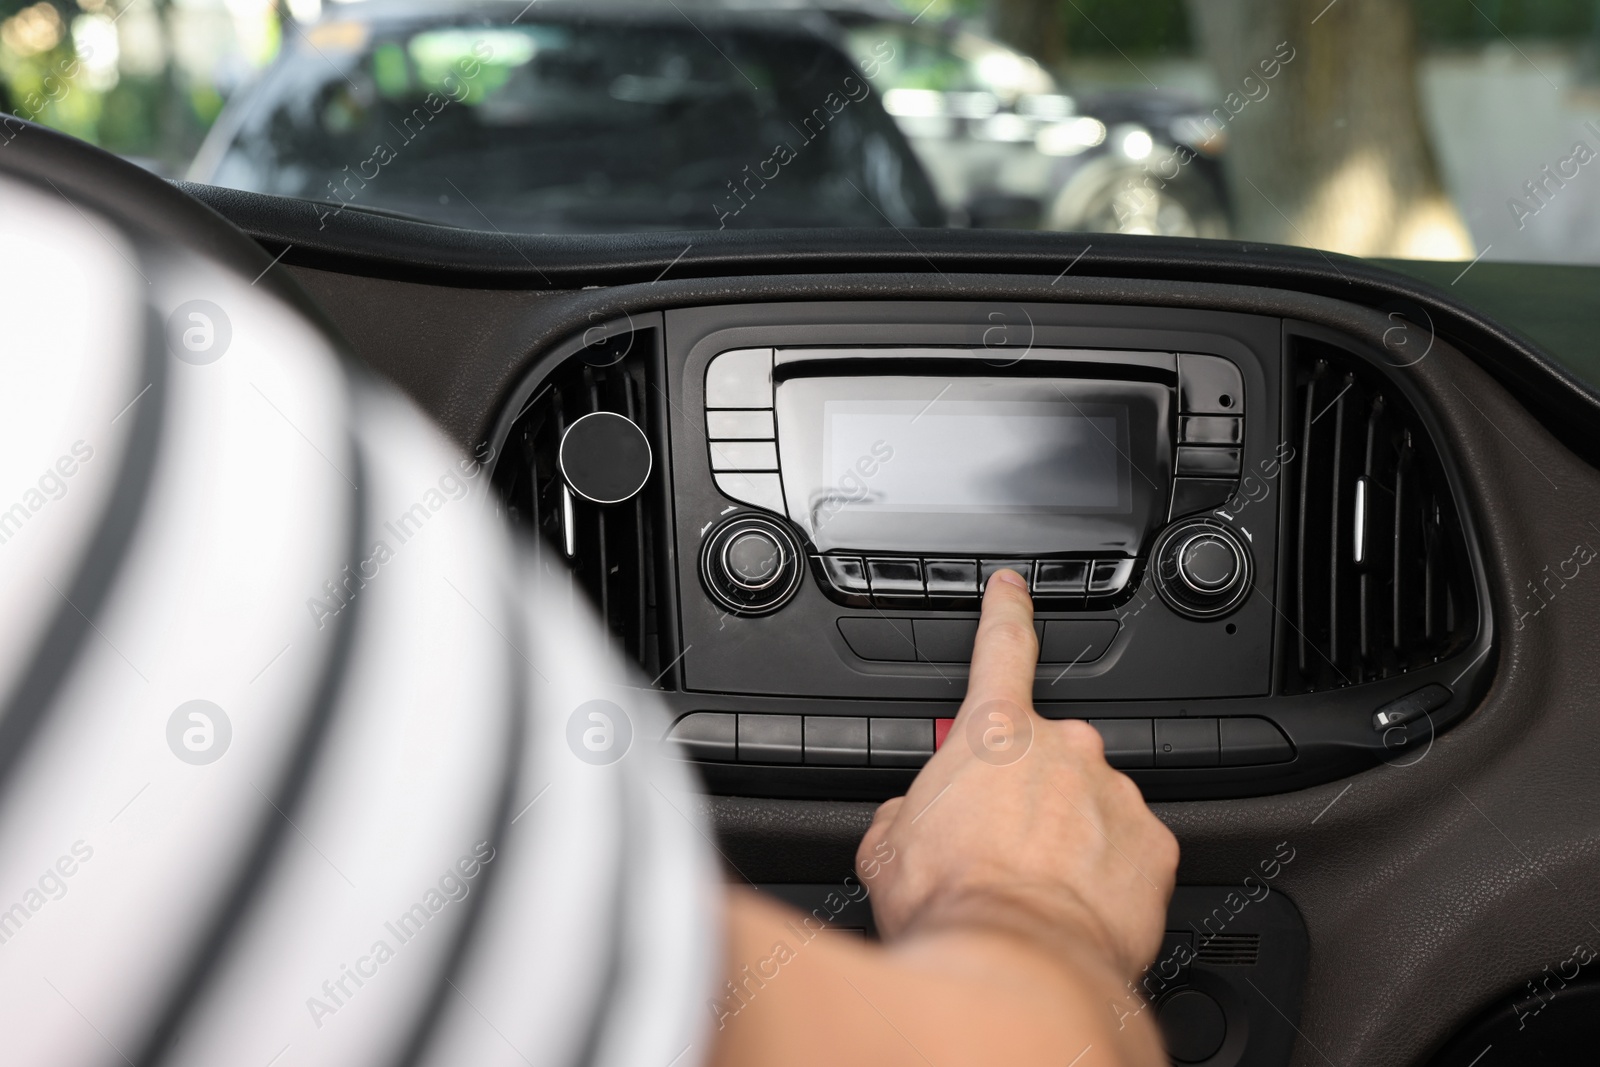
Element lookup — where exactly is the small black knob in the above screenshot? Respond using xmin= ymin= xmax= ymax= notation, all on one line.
xmin=701 ymin=515 xmax=803 ymax=615
xmin=724 ymin=530 xmax=785 ymax=590
xmin=1152 ymin=519 xmax=1252 ymax=620
xmin=1177 ymin=533 xmax=1239 ymax=592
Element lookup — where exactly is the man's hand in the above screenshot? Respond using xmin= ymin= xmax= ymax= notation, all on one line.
xmin=711 ymin=569 xmax=1178 ymax=1067
xmin=857 ymin=568 xmax=1179 ymax=981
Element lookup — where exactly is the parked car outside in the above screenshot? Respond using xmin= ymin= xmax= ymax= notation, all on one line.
xmin=188 ymin=0 xmax=946 ymax=233
xmin=827 ymin=0 xmax=1232 ymax=236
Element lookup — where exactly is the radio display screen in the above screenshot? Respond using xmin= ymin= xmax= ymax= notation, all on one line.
xmin=825 ymin=403 xmax=1125 ymax=511
xmin=776 ymin=375 xmax=1171 ymax=555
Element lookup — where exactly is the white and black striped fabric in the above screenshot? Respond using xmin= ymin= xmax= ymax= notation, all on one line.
xmin=0 ymin=173 xmax=719 ymax=1067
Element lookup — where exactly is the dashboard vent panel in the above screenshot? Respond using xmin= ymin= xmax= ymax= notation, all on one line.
xmin=493 ymin=329 xmax=670 ymax=680
xmin=1279 ymin=337 xmax=1476 ymax=693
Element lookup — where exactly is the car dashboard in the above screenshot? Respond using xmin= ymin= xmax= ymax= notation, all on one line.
xmin=181 ymin=181 xmax=1600 ymax=1067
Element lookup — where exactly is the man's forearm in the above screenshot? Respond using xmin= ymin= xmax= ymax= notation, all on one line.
xmin=709 ymin=887 xmax=1167 ymax=1067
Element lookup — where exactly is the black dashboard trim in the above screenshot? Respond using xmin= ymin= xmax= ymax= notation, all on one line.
xmin=180 ymin=179 xmax=1600 ymax=474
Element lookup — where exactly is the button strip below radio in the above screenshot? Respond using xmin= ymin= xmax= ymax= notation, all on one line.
xmin=665 ymin=713 xmax=1294 ymax=769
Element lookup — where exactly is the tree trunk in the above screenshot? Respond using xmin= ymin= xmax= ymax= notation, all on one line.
xmin=1185 ymin=0 xmax=1472 ymax=258
xmin=991 ymin=0 xmax=1066 ymax=71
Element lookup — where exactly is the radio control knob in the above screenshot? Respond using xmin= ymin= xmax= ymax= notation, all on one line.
xmin=701 ymin=515 xmax=803 ymax=615
xmin=1152 ymin=519 xmax=1252 ymax=620
xmin=724 ymin=529 xmax=785 ymax=590
xmin=1176 ymin=533 xmax=1240 ymax=593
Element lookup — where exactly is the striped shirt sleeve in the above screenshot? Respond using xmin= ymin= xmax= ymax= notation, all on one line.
xmin=0 ymin=170 xmax=720 ymax=1067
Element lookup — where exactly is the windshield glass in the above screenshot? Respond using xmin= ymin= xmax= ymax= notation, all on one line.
xmin=5 ymin=0 xmax=1598 ymax=264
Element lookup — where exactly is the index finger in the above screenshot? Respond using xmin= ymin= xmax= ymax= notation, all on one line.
xmin=961 ymin=568 xmax=1038 ymax=716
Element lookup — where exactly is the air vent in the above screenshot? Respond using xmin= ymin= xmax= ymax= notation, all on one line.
xmin=1194 ymin=933 xmax=1259 ymax=966
xmin=1279 ymin=337 xmax=1476 ymax=693
xmin=493 ymin=329 xmax=670 ymax=679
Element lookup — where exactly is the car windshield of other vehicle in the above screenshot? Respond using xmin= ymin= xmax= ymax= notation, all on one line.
xmin=188 ymin=10 xmax=943 ymax=231
xmin=6 ymin=0 xmax=1600 ymax=266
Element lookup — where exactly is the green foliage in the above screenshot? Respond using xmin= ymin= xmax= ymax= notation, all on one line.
xmin=1055 ymin=0 xmax=1194 ymax=57
xmin=915 ymin=0 xmax=1194 ymax=57
xmin=900 ymin=0 xmax=1600 ymax=58
xmin=94 ymin=76 xmax=162 ymax=154
xmin=1414 ymin=0 xmax=1600 ymax=43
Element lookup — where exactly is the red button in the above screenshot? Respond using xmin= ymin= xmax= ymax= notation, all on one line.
xmin=934 ymin=717 xmax=955 ymax=750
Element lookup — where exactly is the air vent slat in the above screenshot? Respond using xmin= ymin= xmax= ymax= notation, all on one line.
xmin=1295 ymin=372 xmax=1327 ymax=678
xmin=1328 ymin=385 xmax=1347 ymax=669
xmin=1390 ymin=447 xmax=1403 ymax=654
xmin=1280 ymin=338 xmax=1475 ymax=692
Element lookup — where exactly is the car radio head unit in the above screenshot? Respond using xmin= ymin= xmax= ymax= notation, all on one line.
xmin=658 ymin=302 xmax=1278 ymax=705
xmin=702 ymin=344 xmax=1248 ymax=614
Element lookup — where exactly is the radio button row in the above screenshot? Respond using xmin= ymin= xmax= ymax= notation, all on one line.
xmin=666 ymin=713 xmax=1291 ymax=769
xmin=819 ymin=555 xmax=1135 ymax=603
xmin=704 ymin=347 xmax=775 ymax=408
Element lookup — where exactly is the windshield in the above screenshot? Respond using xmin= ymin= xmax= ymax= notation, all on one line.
xmin=5 ymin=0 xmax=1599 ymax=264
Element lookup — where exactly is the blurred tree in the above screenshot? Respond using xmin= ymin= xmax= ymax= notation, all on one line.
xmin=981 ymin=0 xmax=1193 ymax=69
xmin=1185 ymin=0 xmax=1473 ymax=258
xmin=990 ymin=0 xmax=1066 ymax=67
